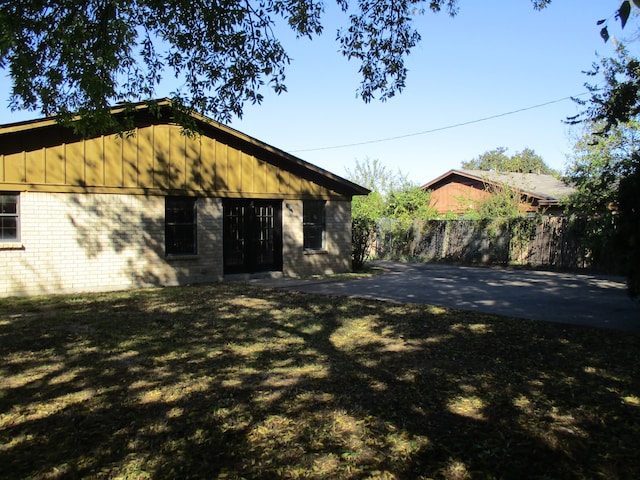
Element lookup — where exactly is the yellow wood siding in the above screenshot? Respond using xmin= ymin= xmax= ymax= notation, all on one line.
xmin=254 ymin=158 xmax=267 ymax=193
xmin=84 ymin=137 xmax=103 ymax=186
xmin=137 ymin=126 xmax=155 ymax=189
xmin=66 ymin=142 xmax=85 ymax=186
xmin=47 ymin=144 xmax=66 ymax=184
xmin=226 ymin=146 xmax=241 ymax=192
xmin=24 ymin=151 xmax=39 ymax=184
xmin=0 ymin=123 xmax=345 ymax=199
xmin=104 ymin=135 xmax=123 ymax=187
xmin=186 ymin=133 xmax=203 ymax=190
xmin=241 ymin=152 xmax=254 ymax=192
xmin=5 ymin=151 xmax=26 ymax=183
xmin=122 ymin=134 xmax=138 ymax=188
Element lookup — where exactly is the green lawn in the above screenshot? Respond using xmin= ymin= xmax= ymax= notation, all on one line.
xmin=1 ymin=283 xmax=639 ymax=479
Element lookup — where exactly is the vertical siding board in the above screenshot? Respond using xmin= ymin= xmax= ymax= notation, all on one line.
xmin=85 ymin=137 xmax=104 ymax=186
xmin=45 ymin=144 xmax=65 ymax=185
xmin=254 ymin=158 xmax=267 ymax=193
xmin=153 ymin=125 xmax=171 ymax=190
xmin=169 ymin=126 xmax=186 ymax=189
xmin=214 ymin=141 xmax=228 ymax=191
xmin=241 ymin=152 xmax=254 ymax=193
xmin=65 ymin=141 xmax=85 ymax=186
xmin=227 ymin=147 xmax=241 ymax=192
xmin=298 ymin=178 xmax=310 ymax=195
xmin=104 ymin=134 xmax=124 ymax=187
xmin=265 ymin=162 xmax=279 ymax=193
xmin=5 ymin=151 xmax=26 ymax=183
xmin=199 ymin=135 xmax=215 ymax=191
xmin=122 ymin=130 xmax=139 ymax=188
xmin=289 ymin=172 xmax=302 ymax=195
xmin=137 ymin=126 xmax=154 ymax=188
xmin=185 ymin=133 xmax=202 ymax=191
xmin=278 ymin=169 xmax=290 ymax=195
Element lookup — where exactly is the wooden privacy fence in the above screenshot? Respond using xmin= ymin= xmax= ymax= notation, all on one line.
xmin=375 ymin=216 xmax=622 ymax=273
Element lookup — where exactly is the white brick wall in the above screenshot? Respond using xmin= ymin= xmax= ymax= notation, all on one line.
xmin=0 ymin=192 xmax=224 ymax=297
xmin=282 ymin=199 xmax=352 ymax=277
xmin=1 ymin=193 xmax=353 ymax=297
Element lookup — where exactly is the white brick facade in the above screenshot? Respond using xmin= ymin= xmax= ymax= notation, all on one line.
xmin=1 ymin=192 xmax=223 ymax=297
xmin=282 ymin=200 xmax=352 ymax=278
xmin=1 ymin=192 xmax=353 ymax=297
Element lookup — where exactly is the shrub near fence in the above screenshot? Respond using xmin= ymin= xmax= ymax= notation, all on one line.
xmin=375 ymin=216 xmax=623 ymax=274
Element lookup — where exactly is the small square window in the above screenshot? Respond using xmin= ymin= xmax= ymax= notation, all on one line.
xmin=165 ymin=197 xmax=197 ymax=255
xmin=0 ymin=193 xmax=19 ymax=242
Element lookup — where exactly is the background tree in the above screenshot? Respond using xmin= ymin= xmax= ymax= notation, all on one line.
xmin=346 ymin=158 xmax=405 ymax=270
xmin=564 ymin=120 xmax=640 ymax=214
xmin=344 ymin=158 xmax=410 ymax=200
xmin=345 ymin=158 xmax=433 ymax=269
xmin=385 ymin=187 xmax=435 ymax=225
xmin=461 ymin=147 xmax=559 ymax=175
xmin=0 ymin=0 xmax=554 ymax=133
xmin=567 ymin=41 xmax=640 ymax=298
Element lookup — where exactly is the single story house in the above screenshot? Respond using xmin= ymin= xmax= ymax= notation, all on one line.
xmin=421 ymin=169 xmax=575 ymax=215
xmin=0 ymin=100 xmax=369 ymax=297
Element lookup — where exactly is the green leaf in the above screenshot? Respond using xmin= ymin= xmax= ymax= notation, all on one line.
xmin=619 ymin=1 xmax=631 ymax=29
xmin=600 ymin=26 xmax=610 ymax=42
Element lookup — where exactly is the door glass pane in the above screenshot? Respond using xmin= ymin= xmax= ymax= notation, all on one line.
xmin=255 ymin=205 xmax=274 ymax=266
xmin=224 ymin=205 xmax=246 ymax=267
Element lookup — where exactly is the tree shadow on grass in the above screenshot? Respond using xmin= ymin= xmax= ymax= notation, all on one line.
xmin=0 ymin=284 xmax=639 ymax=479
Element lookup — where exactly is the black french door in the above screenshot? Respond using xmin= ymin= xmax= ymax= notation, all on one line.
xmin=223 ymin=199 xmax=283 ymax=274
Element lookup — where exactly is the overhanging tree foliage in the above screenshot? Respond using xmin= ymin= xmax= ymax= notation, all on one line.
xmin=565 ymin=120 xmax=640 ymax=214
xmin=1 ymin=0 xmax=555 ymax=133
xmin=568 ymin=44 xmax=640 ymax=298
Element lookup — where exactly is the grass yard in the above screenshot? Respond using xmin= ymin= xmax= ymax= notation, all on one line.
xmin=1 ymin=283 xmax=639 ymax=479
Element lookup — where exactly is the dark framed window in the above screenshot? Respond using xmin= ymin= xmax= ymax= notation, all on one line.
xmin=165 ymin=196 xmax=197 ymax=255
xmin=0 ymin=193 xmax=19 ymax=242
xmin=303 ymin=200 xmax=325 ymax=250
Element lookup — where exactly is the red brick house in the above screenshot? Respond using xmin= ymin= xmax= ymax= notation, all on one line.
xmin=421 ymin=169 xmax=575 ymax=215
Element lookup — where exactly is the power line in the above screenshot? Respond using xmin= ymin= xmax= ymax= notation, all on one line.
xmin=290 ymin=92 xmax=590 ymax=153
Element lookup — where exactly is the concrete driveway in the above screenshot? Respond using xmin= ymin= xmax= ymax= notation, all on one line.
xmin=244 ymin=261 xmax=640 ymax=332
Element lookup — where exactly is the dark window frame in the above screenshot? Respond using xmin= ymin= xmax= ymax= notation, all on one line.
xmin=303 ymin=200 xmax=326 ymax=251
xmin=0 ymin=192 xmax=20 ymax=242
xmin=165 ymin=196 xmax=197 ymax=256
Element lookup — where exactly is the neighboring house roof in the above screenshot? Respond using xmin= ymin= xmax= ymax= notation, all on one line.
xmin=0 ymin=99 xmax=370 ymax=198
xmin=421 ymin=169 xmax=575 ymax=206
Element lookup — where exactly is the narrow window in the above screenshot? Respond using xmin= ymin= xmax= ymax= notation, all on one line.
xmin=0 ymin=193 xmax=19 ymax=242
xmin=303 ymin=200 xmax=325 ymax=250
xmin=165 ymin=196 xmax=197 ymax=255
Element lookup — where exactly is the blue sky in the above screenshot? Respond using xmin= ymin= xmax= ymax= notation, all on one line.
xmin=0 ymin=1 xmax=629 ymax=184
